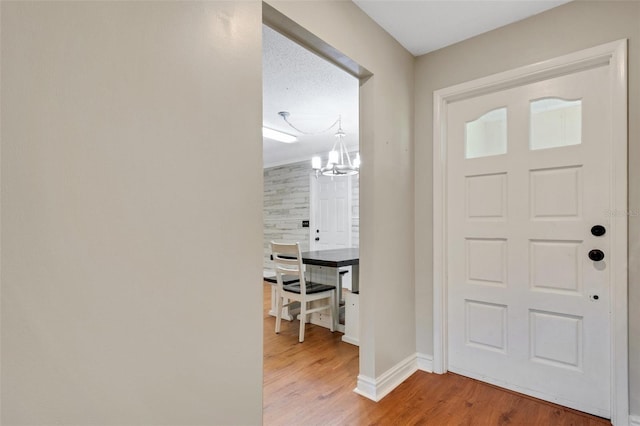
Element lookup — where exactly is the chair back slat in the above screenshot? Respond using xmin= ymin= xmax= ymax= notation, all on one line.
xmin=274 ymin=265 xmax=299 ymax=277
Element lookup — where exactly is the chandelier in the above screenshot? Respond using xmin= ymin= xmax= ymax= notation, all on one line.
xmin=278 ymin=111 xmax=360 ymax=177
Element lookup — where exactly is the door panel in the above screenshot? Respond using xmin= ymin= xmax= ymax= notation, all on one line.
xmin=312 ymin=175 xmax=351 ymax=250
xmin=447 ymin=65 xmax=611 ymax=417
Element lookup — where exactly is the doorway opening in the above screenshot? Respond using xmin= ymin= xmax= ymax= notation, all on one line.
xmin=261 ymin=5 xmax=372 ymax=421
xmin=261 ymin=18 xmax=359 ymax=326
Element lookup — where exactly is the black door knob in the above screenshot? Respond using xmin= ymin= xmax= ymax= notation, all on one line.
xmin=315 ymin=237 xmax=320 ymax=241
xmin=591 ymin=225 xmax=606 ymax=236
xmin=588 ymin=249 xmax=605 ymax=261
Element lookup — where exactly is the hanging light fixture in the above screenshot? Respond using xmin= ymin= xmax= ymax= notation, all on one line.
xmin=311 ymin=117 xmax=359 ymax=177
xmin=277 ymin=111 xmax=360 ymax=177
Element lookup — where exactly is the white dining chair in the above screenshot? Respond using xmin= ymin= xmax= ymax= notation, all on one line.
xmin=270 ymin=241 xmax=336 ymax=343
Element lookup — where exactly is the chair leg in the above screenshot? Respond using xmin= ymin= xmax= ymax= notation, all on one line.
xmin=299 ymin=301 xmax=307 ymax=343
xmin=275 ymin=290 xmax=283 ymax=334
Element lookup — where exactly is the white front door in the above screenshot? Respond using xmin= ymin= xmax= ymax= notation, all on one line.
xmin=446 ymin=64 xmax=613 ymax=417
xmin=310 ymin=175 xmax=352 ymax=250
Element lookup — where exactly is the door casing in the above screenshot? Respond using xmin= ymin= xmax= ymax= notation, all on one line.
xmin=432 ymin=39 xmax=628 ymax=424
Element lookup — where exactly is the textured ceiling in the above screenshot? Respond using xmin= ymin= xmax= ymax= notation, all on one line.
xmin=262 ymin=25 xmax=359 ymax=168
xmin=262 ymin=1 xmax=571 ymax=167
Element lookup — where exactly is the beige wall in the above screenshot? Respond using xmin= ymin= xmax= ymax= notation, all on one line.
xmin=414 ymin=0 xmax=640 ymax=416
xmin=1 ymin=2 xmax=264 ymax=424
xmin=5 ymin=0 xmax=635 ymax=423
xmin=266 ymin=1 xmax=416 ymax=379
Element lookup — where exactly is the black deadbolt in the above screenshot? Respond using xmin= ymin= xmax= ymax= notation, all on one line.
xmin=588 ymin=249 xmax=605 ymax=262
xmin=591 ymin=225 xmax=606 ymax=237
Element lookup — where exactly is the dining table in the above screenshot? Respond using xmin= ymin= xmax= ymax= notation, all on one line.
xmin=267 ymin=247 xmax=359 ymax=338
xmin=301 ymin=247 xmax=359 ymax=339
xmin=302 ymin=248 xmax=359 ymax=290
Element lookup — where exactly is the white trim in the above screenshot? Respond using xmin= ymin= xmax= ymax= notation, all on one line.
xmin=416 ymin=353 xmax=433 ymax=372
xmin=309 ymin=173 xmax=318 ymax=250
xmin=353 ymin=374 xmax=377 ymax=401
xmin=608 ymin=39 xmax=629 ymax=426
xmin=353 ymin=354 xmax=418 ymax=402
xmin=341 ymin=335 xmax=359 ymax=346
xmin=629 ymin=415 xmax=640 ymax=426
xmin=432 ymin=42 xmax=617 ymax=104
xmin=433 ymin=79 xmax=447 ymax=374
xmin=433 ymin=39 xmax=628 ymax=423
xmin=309 ymin=174 xmax=318 ymax=249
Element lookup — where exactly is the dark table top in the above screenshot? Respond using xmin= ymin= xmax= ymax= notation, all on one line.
xmin=300 ymin=248 xmax=359 ymax=268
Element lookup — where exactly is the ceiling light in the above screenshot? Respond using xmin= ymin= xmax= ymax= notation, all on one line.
xmin=262 ymin=127 xmax=298 ymax=143
xmin=278 ymin=111 xmax=359 ymax=177
xmin=311 ymin=118 xmax=359 ymax=177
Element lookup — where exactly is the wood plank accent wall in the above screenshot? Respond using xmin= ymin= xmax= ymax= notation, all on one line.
xmin=263 ymin=159 xmax=359 ymax=270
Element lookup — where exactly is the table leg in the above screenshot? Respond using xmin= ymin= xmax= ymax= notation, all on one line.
xmin=351 ymin=264 xmax=359 ymax=293
xmin=334 ymin=267 xmax=341 ymax=331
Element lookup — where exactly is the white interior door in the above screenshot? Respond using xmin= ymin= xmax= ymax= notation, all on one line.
xmin=446 ymin=65 xmax=613 ymax=417
xmin=310 ymin=175 xmax=351 ymax=250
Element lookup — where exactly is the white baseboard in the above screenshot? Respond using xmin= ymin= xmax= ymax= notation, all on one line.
xmin=629 ymin=414 xmax=640 ymax=426
xmin=354 ymin=374 xmax=377 ymax=400
xmin=416 ymin=352 xmax=433 ymax=372
xmin=354 ymin=353 xmax=418 ymax=402
xmin=341 ymin=335 xmax=359 ymax=346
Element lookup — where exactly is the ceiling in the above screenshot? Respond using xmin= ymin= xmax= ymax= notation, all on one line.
xmin=262 ymin=0 xmax=571 ymax=168
xmin=262 ymin=25 xmax=359 ymax=168
xmin=353 ymin=0 xmax=571 ymax=57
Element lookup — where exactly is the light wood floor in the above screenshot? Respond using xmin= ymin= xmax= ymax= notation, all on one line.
xmin=263 ymin=283 xmax=611 ymax=425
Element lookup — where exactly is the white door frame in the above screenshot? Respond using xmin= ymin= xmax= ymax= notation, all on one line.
xmin=432 ymin=40 xmax=628 ymax=425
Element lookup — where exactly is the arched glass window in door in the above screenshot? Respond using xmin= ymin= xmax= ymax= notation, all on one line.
xmin=530 ymin=98 xmax=582 ymax=150
xmin=465 ymin=107 xmax=507 ymax=159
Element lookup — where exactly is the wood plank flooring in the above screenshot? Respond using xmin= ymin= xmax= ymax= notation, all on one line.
xmin=262 ymin=283 xmax=611 ymax=425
